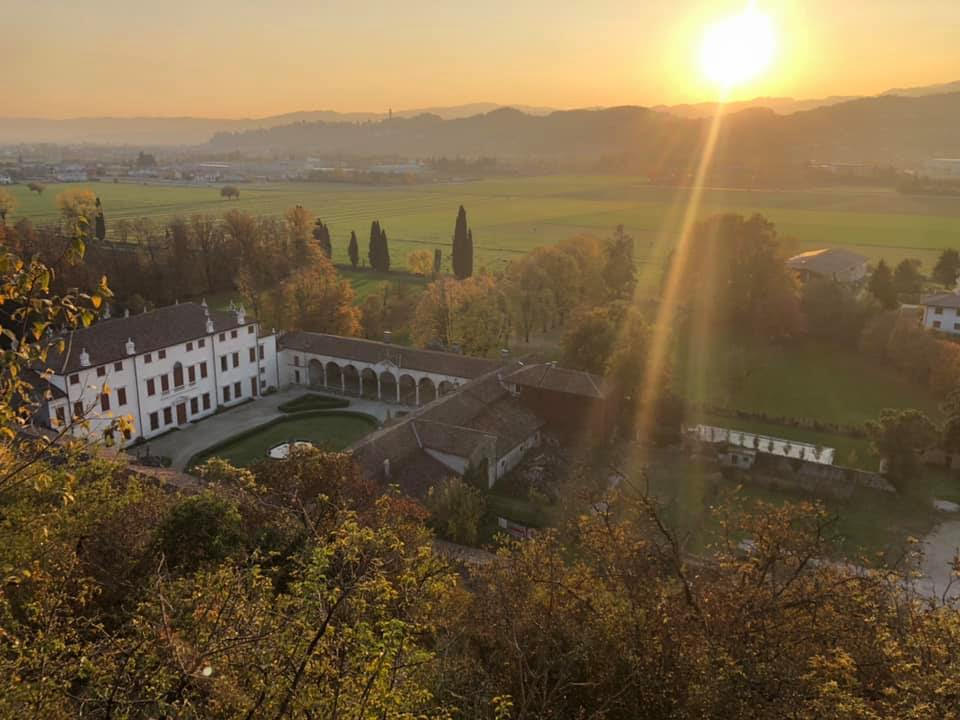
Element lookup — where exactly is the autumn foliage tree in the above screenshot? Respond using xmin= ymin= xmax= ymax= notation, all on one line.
xmin=412 ymin=275 xmax=510 ymax=355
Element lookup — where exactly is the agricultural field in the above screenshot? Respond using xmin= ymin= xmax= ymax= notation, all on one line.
xmin=8 ymin=176 xmax=960 ymax=289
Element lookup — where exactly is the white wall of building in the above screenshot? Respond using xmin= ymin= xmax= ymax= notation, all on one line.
xmin=49 ymin=319 xmax=275 ymax=447
xmin=922 ymin=305 xmax=960 ymax=335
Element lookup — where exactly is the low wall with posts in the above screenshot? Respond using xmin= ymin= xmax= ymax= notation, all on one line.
xmin=750 ymin=455 xmax=894 ymax=497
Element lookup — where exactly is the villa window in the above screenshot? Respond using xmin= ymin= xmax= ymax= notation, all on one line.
xmin=294 ymin=356 xmax=300 ymax=367
xmin=163 ymin=407 xmax=172 ymax=425
xmin=188 ymin=365 xmax=196 ymax=384
xmin=935 ymin=307 xmax=944 ymax=315
xmin=149 ymin=412 xmax=159 ymax=431
xmin=144 ymin=353 xmax=152 ymax=364
xmin=55 ymin=406 xmax=65 ymax=427
xmin=259 ymin=344 xmax=264 ymax=360
xmin=158 ymin=349 xmax=166 ymax=360
xmin=100 ymin=393 xmax=110 ymax=412
xmin=190 ymin=397 xmax=199 ymax=415
xmin=186 ymin=342 xmax=193 ymax=352
xmin=114 ymin=361 xmax=123 ymax=371
xmin=202 ymin=393 xmax=210 ymax=410
xmin=198 ymin=338 xmax=206 ymax=348
xmin=117 ymin=387 xmax=127 ymax=406
xmin=231 ymin=330 xmax=238 ymax=339
xmin=294 ymin=370 xmax=301 ymax=384
xmin=173 ymin=362 xmax=184 ymax=388
xmin=223 ymin=386 xmax=231 ymax=402
xmin=70 ymin=374 xmax=79 ymax=385
xmin=219 ymin=333 xmax=225 ymax=342
xmin=934 ymin=320 xmax=942 ymax=329
xmin=233 ymin=381 xmax=242 ymax=398
xmin=232 ymin=352 xmax=239 ymax=368
xmin=248 ymin=326 xmax=255 ymax=334
xmin=200 ymin=362 xmax=208 ymax=379
xmin=146 ymin=378 xmax=156 ymax=396
xmin=160 ymin=374 xmax=169 ymax=393
xmin=74 ymin=401 xmax=84 ymax=417
xmin=220 ymin=355 xmax=228 ymax=372
xmin=97 ymin=366 xmax=106 ymax=377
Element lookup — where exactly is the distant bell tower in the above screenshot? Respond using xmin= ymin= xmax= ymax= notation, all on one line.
xmin=389 ymin=108 xmax=392 ymax=120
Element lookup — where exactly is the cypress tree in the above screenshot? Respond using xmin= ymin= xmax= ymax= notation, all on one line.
xmin=380 ymin=228 xmax=391 ymax=272
xmin=368 ymin=220 xmax=381 ymax=270
xmin=433 ymin=248 xmax=442 ymax=275
xmin=348 ymin=231 xmax=359 ymax=269
xmin=313 ymin=219 xmax=332 ymax=258
xmin=452 ymin=205 xmax=473 ymax=279
xmin=94 ymin=197 xmax=106 ymax=242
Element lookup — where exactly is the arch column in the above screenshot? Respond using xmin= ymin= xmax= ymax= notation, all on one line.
xmin=359 ymin=371 xmax=363 ymax=397
xmin=341 ymin=367 xmax=345 ymax=393
xmin=377 ymin=375 xmax=382 ymax=400
xmin=415 ymin=382 xmax=420 ymax=406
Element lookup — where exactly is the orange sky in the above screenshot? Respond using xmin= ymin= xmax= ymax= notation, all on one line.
xmin=7 ymin=0 xmax=958 ymax=118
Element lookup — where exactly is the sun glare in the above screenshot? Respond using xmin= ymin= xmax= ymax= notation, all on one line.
xmin=700 ymin=6 xmax=777 ymax=92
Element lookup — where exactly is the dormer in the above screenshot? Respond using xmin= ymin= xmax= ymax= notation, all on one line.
xmin=125 ymin=337 xmax=136 ymax=355
xmin=206 ymin=317 xmax=214 ymax=334
xmin=79 ymin=348 xmax=90 ymax=368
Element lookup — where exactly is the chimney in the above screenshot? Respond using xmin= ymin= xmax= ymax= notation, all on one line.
xmin=206 ymin=317 xmax=214 ymax=334
xmin=201 ymin=297 xmax=208 ymax=309
xmin=102 ymin=304 xmax=111 ymax=320
xmin=383 ymin=330 xmax=392 ymax=344
xmin=500 ymin=348 xmax=510 ymax=360
xmin=235 ymin=304 xmax=246 ymax=325
xmin=382 ymin=458 xmax=391 ymax=480
xmin=79 ymin=348 xmax=90 ymax=367
xmin=125 ymin=337 xmax=135 ymax=355
xmin=123 ymin=309 xmax=130 ymax=318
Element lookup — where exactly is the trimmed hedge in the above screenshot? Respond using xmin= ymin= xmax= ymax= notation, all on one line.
xmin=278 ymin=393 xmax=350 ymax=413
xmin=186 ymin=410 xmax=378 ymax=470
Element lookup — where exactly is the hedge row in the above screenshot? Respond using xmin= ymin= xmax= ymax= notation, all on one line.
xmin=278 ymin=393 xmax=350 ymax=413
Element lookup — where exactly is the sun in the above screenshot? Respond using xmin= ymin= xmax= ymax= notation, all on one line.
xmin=700 ymin=6 xmax=777 ymax=92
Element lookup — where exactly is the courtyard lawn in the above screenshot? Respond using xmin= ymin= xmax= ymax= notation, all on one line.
xmin=188 ymin=411 xmax=377 ymax=469
xmin=10 ymin=177 xmax=960 ymax=289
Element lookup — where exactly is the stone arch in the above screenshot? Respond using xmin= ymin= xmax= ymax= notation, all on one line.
xmin=438 ymin=380 xmax=457 ymax=397
xmin=342 ymin=364 xmax=360 ymax=396
xmin=417 ymin=377 xmax=437 ymax=405
xmin=360 ymin=367 xmax=379 ymax=400
xmin=398 ymin=374 xmax=417 ymax=405
xmin=379 ymin=370 xmax=398 ymax=403
xmin=308 ymin=358 xmax=324 ymax=387
xmin=325 ymin=362 xmax=342 ymax=390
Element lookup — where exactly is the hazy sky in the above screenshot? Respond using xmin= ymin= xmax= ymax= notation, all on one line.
xmin=8 ymin=0 xmax=958 ymax=117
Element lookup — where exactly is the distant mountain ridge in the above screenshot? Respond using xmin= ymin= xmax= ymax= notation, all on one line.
xmin=0 ymin=103 xmax=557 ymax=145
xmin=208 ymin=92 xmax=960 ymax=167
xmin=1 ymin=80 xmax=957 ymax=149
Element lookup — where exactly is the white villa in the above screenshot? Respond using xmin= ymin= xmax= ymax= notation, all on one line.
xmin=36 ymin=302 xmax=505 ymax=448
xmin=919 ymin=292 xmax=960 ymax=336
xmin=39 ymin=301 xmax=278 ymax=445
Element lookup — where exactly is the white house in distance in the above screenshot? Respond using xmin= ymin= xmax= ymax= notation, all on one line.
xmin=40 ymin=301 xmax=278 ymax=446
xmin=919 ymin=292 xmax=960 ymax=335
xmin=786 ymin=248 xmax=869 ymax=283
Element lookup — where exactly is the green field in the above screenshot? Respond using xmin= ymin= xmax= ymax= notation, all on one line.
xmin=9 ymin=177 xmax=960 ymax=285
xmin=188 ymin=412 xmax=377 ymax=468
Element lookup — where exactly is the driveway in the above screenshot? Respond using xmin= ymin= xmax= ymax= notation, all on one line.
xmin=919 ymin=519 xmax=960 ymax=601
xmin=138 ymin=387 xmax=395 ymax=471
